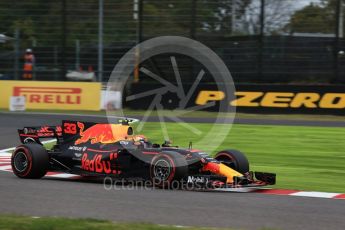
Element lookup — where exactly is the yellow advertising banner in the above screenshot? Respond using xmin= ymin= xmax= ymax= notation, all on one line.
xmin=0 ymin=81 xmax=101 ymax=110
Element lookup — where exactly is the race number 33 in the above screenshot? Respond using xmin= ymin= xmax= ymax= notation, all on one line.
xmin=64 ymin=123 xmax=77 ymax=134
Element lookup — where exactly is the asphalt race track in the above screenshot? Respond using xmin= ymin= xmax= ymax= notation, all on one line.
xmin=0 ymin=112 xmax=344 ymax=230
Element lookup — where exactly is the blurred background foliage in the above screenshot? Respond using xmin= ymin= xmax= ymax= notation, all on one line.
xmin=0 ymin=0 xmax=344 ymax=83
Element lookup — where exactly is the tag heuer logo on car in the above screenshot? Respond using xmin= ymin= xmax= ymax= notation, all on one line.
xmin=68 ymin=146 xmax=86 ymax=151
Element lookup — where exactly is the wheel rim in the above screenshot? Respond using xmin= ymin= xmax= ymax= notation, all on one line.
xmin=153 ymin=159 xmax=171 ymax=181
xmin=13 ymin=151 xmax=28 ymax=173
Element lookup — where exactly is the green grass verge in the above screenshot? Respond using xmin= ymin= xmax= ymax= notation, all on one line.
xmin=0 ymin=215 xmax=245 ymax=230
xmin=132 ymin=122 xmax=345 ymax=193
xmin=2 ymin=108 xmax=345 ymax=121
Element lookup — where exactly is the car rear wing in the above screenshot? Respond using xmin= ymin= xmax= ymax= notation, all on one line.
xmin=18 ymin=126 xmax=62 ymax=144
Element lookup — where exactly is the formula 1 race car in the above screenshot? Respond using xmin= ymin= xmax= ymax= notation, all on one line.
xmin=11 ymin=120 xmax=276 ymax=189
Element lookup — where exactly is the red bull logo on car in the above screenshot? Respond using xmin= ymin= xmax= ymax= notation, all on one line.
xmin=81 ymin=153 xmax=119 ymax=174
xmin=74 ymin=122 xmax=133 ymax=145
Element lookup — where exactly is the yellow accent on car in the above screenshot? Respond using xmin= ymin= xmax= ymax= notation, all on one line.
xmin=219 ymin=163 xmax=243 ymax=183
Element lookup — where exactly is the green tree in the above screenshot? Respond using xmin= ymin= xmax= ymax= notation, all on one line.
xmin=285 ymin=0 xmax=341 ymax=34
xmin=142 ymin=0 xmax=253 ymax=37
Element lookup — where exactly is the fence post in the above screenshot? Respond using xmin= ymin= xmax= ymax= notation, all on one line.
xmin=190 ymin=0 xmax=196 ymax=39
xmin=54 ymin=46 xmax=58 ymax=81
xmin=339 ymin=0 xmax=344 ymax=39
xmin=75 ymin=39 xmax=80 ymax=70
xmin=133 ymin=0 xmax=143 ymax=83
xmin=231 ymin=0 xmax=237 ymax=34
xmin=138 ymin=0 xmax=143 ymax=43
xmin=61 ymin=0 xmax=67 ymax=81
xmin=258 ymin=0 xmax=265 ymax=81
xmin=13 ymin=28 xmax=20 ymax=80
xmin=98 ymin=0 xmax=104 ymax=82
xmin=334 ymin=0 xmax=341 ymax=83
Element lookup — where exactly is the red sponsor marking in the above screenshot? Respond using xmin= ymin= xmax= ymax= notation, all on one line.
xmin=13 ymin=87 xmax=81 ymax=95
xmin=37 ymin=133 xmax=55 ymax=137
xmin=254 ymin=189 xmax=299 ymax=195
xmin=44 ymin=95 xmax=53 ymax=103
xmin=189 ymin=149 xmax=201 ymax=152
xmin=36 ymin=126 xmax=62 ymax=133
xmin=87 ymin=148 xmax=118 ymax=153
xmin=81 ymin=153 xmax=117 ymax=174
xmin=25 ymin=126 xmax=62 ymax=137
xmin=64 ymin=123 xmax=77 ymax=134
xmin=20 ymin=134 xmax=37 ymax=137
xmin=13 ymin=87 xmax=82 ymax=105
xmin=202 ymin=162 xmax=220 ymax=174
xmin=334 ymin=194 xmax=345 ymax=199
xmin=142 ymin=151 xmax=159 ymax=155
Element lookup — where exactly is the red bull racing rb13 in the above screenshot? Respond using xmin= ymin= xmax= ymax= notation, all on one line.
xmin=11 ymin=120 xmax=276 ymax=189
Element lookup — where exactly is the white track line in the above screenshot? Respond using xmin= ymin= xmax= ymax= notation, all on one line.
xmin=0 ymin=147 xmax=16 ymax=153
xmin=290 ymin=191 xmax=341 ymax=199
xmin=46 ymin=173 xmax=80 ymax=178
xmin=0 ymin=165 xmax=12 ymax=171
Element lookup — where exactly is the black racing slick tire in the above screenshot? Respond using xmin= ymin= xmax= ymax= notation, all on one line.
xmin=150 ymin=151 xmax=188 ymax=188
xmin=215 ymin=149 xmax=249 ymax=174
xmin=11 ymin=144 xmax=49 ymax=179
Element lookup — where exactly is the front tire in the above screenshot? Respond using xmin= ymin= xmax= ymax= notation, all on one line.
xmin=215 ymin=149 xmax=249 ymax=174
xmin=150 ymin=151 xmax=188 ymax=188
xmin=11 ymin=144 xmax=49 ymax=179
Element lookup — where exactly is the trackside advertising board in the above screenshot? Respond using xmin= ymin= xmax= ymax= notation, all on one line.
xmin=128 ymin=83 xmax=345 ymax=114
xmin=0 ymin=80 xmax=101 ymax=111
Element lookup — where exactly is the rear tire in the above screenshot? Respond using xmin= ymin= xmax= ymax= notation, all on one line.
xmin=215 ymin=149 xmax=249 ymax=174
xmin=150 ymin=151 xmax=188 ymax=188
xmin=11 ymin=144 xmax=49 ymax=179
